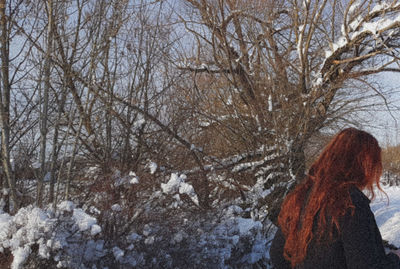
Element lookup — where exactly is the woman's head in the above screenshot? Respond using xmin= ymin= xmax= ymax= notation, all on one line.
xmin=309 ymin=127 xmax=382 ymax=194
xmin=278 ymin=128 xmax=383 ymax=267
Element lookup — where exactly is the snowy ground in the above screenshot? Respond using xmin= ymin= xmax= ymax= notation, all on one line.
xmin=1 ymin=180 xmax=400 ymax=268
xmin=371 ymin=185 xmax=400 ymax=248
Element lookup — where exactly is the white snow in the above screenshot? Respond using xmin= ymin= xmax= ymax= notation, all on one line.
xmin=0 ymin=213 xmax=12 ymax=245
xmin=325 ymin=1 xmax=400 ymax=60
xmin=227 ymin=95 xmax=233 ymax=105
xmin=129 ymin=171 xmax=139 ymax=184
xmin=0 ymin=206 xmax=55 ymax=268
xmin=312 ymin=75 xmax=323 ymax=87
xmin=179 ymin=182 xmax=199 ymax=206
xmin=73 ymin=208 xmax=98 ymax=232
xmin=161 ymin=173 xmax=184 ymax=194
xmin=349 ymin=15 xmax=363 ymax=31
xmin=326 ymin=36 xmax=347 ymax=58
xmin=143 ymin=224 xmax=152 ymax=237
xmin=297 ymin=24 xmax=305 ymax=59
xmin=224 ymin=205 xmax=244 ymax=217
xmin=372 ymin=2 xmax=400 ymax=13
xmin=148 ymin=162 xmax=157 ymax=174
xmin=362 ymin=17 xmax=395 ymax=36
xmin=114 ymin=171 xmax=139 ymax=186
xmin=111 ymin=204 xmax=122 ymax=212
xmin=348 ymin=0 xmax=361 ymax=15
xmin=127 ymin=232 xmax=142 ymax=242
xmin=199 ymin=120 xmax=211 ymax=127
xmin=371 ymin=185 xmax=400 ymax=247
xmin=31 ymin=162 xmax=41 ymax=169
xmin=85 ymin=166 xmax=100 ymax=178
xmin=302 ymin=0 xmax=309 ymax=8
xmin=232 ymin=153 xmax=278 ymax=173
xmin=89 ymin=206 xmax=101 ymax=215
xmin=236 ymin=218 xmax=263 ymax=236
xmin=112 ymin=246 xmax=124 ymax=261
xmin=12 ymin=246 xmax=31 ymax=269
xmin=57 ymin=201 xmax=75 ymax=212
xmin=134 ymin=118 xmax=146 ymax=129
xmin=144 ymin=236 xmax=155 ymax=245
xmin=161 ymin=173 xmax=199 ymax=206
xmin=268 ymin=94 xmax=273 ymax=112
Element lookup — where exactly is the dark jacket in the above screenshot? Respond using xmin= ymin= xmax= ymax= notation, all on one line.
xmin=270 ymin=186 xmax=400 ymax=269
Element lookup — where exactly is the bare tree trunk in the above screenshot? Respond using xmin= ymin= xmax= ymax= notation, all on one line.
xmin=37 ymin=0 xmax=53 ymax=207
xmin=0 ymin=0 xmax=17 ymax=212
xmin=103 ymin=42 xmax=113 ymax=168
xmin=64 ymin=116 xmax=83 ymax=201
xmin=52 ymin=106 xmax=75 ymax=212
xmin=48 ymin=85 xmax=67 ymax=204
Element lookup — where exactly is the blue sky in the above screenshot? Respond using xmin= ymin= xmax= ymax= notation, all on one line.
xmin=366 ymin=72 xmax=400 ymax=146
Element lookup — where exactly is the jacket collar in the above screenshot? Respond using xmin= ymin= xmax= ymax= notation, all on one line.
xmin=350 ymin=185 xmax=371 ymax=204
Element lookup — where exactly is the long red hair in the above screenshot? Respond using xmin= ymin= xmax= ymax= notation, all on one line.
xmin=278 ymin=128 xmax=383 ymax=267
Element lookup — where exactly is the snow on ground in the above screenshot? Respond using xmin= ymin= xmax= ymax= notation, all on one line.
xmin=371 ymin=185 xmax=400 ymax=247
xmin=0 ymin=203 xmax=104 ymax=269
xmin=1 ymin=176 xmax=400 ymax=268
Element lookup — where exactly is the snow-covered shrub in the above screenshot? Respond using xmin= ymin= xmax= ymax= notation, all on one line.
xmin=1 ymin=162 xmax=280 ymax=268
xmin=96 ymin=206 xmax=274 ymax=268
xmin=0 ymin=202 xmax=106 ymax=269
xmin=2 ymin=205 xmax=273 ymax=268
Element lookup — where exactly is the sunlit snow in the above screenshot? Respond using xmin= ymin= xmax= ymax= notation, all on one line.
xmin=371 ymin=185 xmax=400 ymax=247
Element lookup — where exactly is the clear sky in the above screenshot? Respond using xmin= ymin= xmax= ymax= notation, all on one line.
xmin=364 ymin=72 xmax=400 ymax=147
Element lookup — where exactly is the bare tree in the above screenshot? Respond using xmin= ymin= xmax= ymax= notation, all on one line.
xmin=176 ymin=0 xmax=400 ymax=221
xmin=0 ymin=0 xmax=17 ymax=211
xmin=36 ymin=0 xmax=54 ymax=207
xmin=1 ymin=0 xmax=398 ymax=222
xmin=0 ymin=0 xmax=36 ymax=211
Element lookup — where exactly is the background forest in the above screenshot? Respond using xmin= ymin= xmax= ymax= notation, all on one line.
xmin=1 ymin=0 xmax=400 ymax=268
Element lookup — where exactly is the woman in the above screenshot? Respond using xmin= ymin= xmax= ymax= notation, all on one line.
xmin=270 ymin=128 xmax=400 ymax=268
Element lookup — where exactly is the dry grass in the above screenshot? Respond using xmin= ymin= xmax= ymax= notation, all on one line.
xmin=382 ymin=144 xmax=400 ymax=176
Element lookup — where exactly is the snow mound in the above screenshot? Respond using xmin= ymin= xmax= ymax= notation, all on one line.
xmin=0 ymin=203 xmax=107 ymax=268
xmin=371 ymin=185 xmax=400 ymax=247
xmin=162 ymin=173 xmax=199 ymax=205
xmin=73 ymin=208 xmax=98 ymax=232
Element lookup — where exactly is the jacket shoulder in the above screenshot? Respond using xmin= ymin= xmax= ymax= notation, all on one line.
xmin=348 ymin=186 xmax=370 ymax=207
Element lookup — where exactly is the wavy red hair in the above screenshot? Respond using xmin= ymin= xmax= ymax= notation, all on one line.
xmin=278 ymin=128 xmax=383 ymax=268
